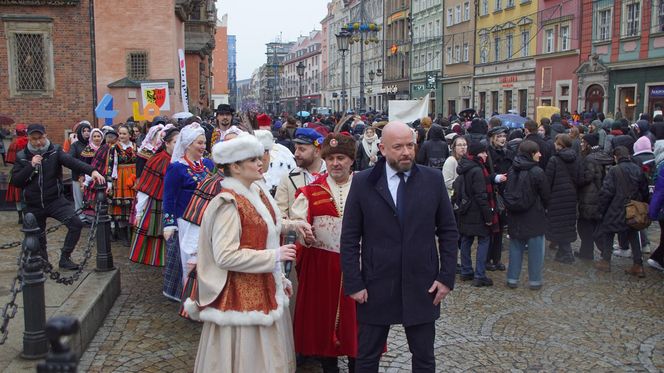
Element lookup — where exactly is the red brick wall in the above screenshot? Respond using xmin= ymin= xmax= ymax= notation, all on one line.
xmin=0 ymin=3 xmax=93 ymax=144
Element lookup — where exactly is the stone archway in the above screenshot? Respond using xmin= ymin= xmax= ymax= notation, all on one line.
xmin=585 ymin=84 xmax=605 ymax=113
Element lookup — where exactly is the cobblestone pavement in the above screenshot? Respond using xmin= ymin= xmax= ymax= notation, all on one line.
xmin=1 ymin=209 xmax=662 ymax=372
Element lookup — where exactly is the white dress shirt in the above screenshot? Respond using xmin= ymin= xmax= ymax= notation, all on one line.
xmin=385 ymin=163 xmax=411 ymax=206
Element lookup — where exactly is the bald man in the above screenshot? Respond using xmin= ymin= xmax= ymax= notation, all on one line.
xmin=340 ymin=122 xmax=459 ymax=372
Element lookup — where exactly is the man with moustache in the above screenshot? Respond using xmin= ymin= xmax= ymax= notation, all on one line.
xmin=275 ymin=128 xmax=327 ymax=219
xmin=211 ymin=104 xmax=235 ymax=145
xmin=340 ymin=122 xmax=458 ymax=372
xmin=11 ymin=124 xmax=106 ymax=269
xmin=290 ymin=133 xmax=359 ymax=372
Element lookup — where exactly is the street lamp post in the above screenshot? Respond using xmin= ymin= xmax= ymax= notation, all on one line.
xmin=336 ymin=30 xmax=350 ymax=113
xmin=296 ymin=61 xmax=305 ymax=115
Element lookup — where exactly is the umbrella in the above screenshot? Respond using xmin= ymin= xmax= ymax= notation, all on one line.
xmin=493 ymin=114 xmax=527 ymax=129
xmin=297 ymin=111 xmax=311 ymax=118
xmin=459 ymin=108 xmax=476 ymax=117
xmin=172 ymin=112 xmax=193 ymax=120
xmin=0 ymin=114 xmax=15 ymax=126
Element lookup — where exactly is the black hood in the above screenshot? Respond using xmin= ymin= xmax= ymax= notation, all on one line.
xmin=512 ymin=153 xmax=539 ymax=171
xmin=557 ymin=147 xmax=577 ymax=163
xmin=456 ymin=156 xmax=482 ymax=175
xmin=76 ymin=123 xmax=91 ymax=146
xmin=586 ymin=149 xmax=614 ymax=166
xmin=427 ymin=124 xmax=444 ymax=141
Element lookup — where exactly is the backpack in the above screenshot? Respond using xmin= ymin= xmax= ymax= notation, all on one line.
xmin=502 ymin=168 xmax=536 ymax=213
xmin=451 ymin=174 xmax=472 ymax=215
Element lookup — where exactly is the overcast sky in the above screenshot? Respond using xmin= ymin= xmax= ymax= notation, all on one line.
xmin=218 ymin=0 xmax=331 ymax=81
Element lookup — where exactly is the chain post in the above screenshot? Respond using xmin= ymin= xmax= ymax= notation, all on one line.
xmin=94 ymin=184 xmax=114 ymax=271
xmin=36 ymin=316 xmax=79 ymax=373
xmin=20 ymin=212 xmax=48 ymax=359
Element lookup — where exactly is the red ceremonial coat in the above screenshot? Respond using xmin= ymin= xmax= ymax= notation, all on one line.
xmin=293 ymin=174 xmax=358 ymax=358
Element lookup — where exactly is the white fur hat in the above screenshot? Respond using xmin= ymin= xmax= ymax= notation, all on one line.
xmin=254 ymin=129 xmax=274 ymax=151
xmin=212 ymin=133 xmax=264 ymax=165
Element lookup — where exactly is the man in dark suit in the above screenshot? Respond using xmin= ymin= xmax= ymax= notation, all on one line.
xmin=340 ymin=121 xmax=459 ymax=372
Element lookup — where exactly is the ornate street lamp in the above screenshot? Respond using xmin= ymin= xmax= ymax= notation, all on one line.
xmin=336 ymin=30 xmax=351 ymax=113
xmin=296 ymin=61 xmax=305 ymax=114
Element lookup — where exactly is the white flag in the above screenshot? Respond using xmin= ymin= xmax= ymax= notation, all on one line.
xmin=388 ymin=93 xmax=430 ymax=123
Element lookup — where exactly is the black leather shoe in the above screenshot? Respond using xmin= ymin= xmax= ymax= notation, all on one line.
xmin=495 ymin=262 xmax=506 ymax=271
xmin=472 ymin=277 xmax=494 ymax=287
xmin=460 ymin=274 xmax=474 ymax=281
xmin=486 ymin=263 xmax=497 ymax=271
xmin=59 ymin=256 xmax=80 ymax=270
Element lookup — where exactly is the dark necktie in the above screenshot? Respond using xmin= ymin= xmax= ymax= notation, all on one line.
xmin=397 ymin=172 xmax=406 ymax=223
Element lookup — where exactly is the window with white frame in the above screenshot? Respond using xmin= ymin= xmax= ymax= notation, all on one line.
xmin=506 ymin=34 xmax=513 ymax=59
xmin=654 ymin=0 xmax=664 ymax=32
xmin=454 ymin=45 xmax=460 ymax=62
xmin=6 ymin=20 xmax=55 ymax=97
xmin=463 ymin=42 xmax=469 ymax=61
xmin=544 ymin=29 xmax=554 ymax=53
xmin=560 ymin=25 xmax=570 ymax=51
xmin=596 ymin=8 xmax=612 ymax=40
xmin=446 ymin=46 xmax=452 ymax=64
xmin=494 ymin=37 xmax=500 ymax=61
xmin=623 ymin=1 xmax=641 ymax=37
xmin=495 ymin=0 xmax=502 ymax=11
xmin=482 ymin=0 xmax=489 ymax=15
xmin=447 ymin=8 xmax=453 ymax=25
xmin=455 ymin=5 xmax=461 ymax=24
xmin=521 ymin=31 xmax=530 ymax=57
xmin=464 ymin=2 xmax=470 ymax=21
xmin=428 ymin=22 xmax=433 ymax=38
xmin=507 ymin=0 xmax=514 ymax=7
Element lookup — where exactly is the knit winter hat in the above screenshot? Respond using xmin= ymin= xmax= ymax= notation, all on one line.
xmin=633 ymin=136 xmax=652 ymax=156
xmin=320 ymin=133 xmax=357 ymax=160
xmin=583 ymin=133 xmax=599 ymax=148
xmin=468 ymin=141 xmax=487 ymax=156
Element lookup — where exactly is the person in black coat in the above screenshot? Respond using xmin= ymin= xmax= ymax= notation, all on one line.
xmin=341 ymin=122 xmax=458 ymax=373
xmin=68 ymin=121 xmax=91 ymax=221
xmin=456 ymin=141 xmax=499 ymax=287
xmin=11 ymin=124 xmax=106 ymax=269
xmin=524 ymin=119 xmax=553 ymax=169
xmin=576 ymin=133 xmax=614 ymax=260
xmin=594 ymin=146 xmax=650 ymax=277
xmin=505 ymin=140 xmax=550 ymax=289
xmin=545 ymin=134 xmax=582 ymax=263
xmin=486 ymin=126 xmax=512 ymax=271
xmin=415 ymin=124 xmax=449 ymax=170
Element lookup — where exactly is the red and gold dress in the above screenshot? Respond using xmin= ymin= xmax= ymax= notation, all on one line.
xmin=290 ymin=173 xmax=358 ymax=358
xmin=184 ymin=178 xmax=295 ymax=372
xmin=107 ymin=142 xmax=137 ymax=221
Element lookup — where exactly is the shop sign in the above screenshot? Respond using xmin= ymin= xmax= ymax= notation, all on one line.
xmin=413 ymin=84 xmax=425 ymax=91
xmin=500 ymin=75 xmax=518 ymax=83
xmin=650 ymin=86 xmax=664 ymax=98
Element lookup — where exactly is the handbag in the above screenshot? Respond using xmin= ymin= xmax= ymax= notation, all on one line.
xmin=615 ymin=166 xmax=651 ymax=230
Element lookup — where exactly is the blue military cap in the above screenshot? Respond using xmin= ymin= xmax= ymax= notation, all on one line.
xmin=293 ymin=128 xmax=325 ymax=147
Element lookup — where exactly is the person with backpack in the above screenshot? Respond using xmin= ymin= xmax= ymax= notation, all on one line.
xmin=595 ymin=146 xmax=650 ymax=277
xmin=485 ymin=126 xmax=512 ymax=271
xmin=416 ymin=124 xmax=449 ymax=171
xmin=455 ymin=141 xmax=500 ymax=287
xmin=577 ymin=133 xmax=614 ymax=260
xmin=545 ymin=134 xmax=582 ymax=264
xmin=503 ymin=140 xmax=550 ymax=289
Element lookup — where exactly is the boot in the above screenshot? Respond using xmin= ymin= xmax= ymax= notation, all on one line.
xmin=594 ymin=259 xmax=611 ymax=272
xmin=17 ymin=210 xmax=23 ymax=225
xmin=59 ymin=254 xmax=80 ymax=270
xmin=122 ymin=226 xmax=131 ymax=247
xmin=625 ymin=264 xmax=646 ymax=278
xmin=111 ymin=225 xmax=119 ymax=242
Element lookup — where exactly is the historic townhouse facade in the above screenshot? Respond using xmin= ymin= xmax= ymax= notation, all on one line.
xmin=474 ymin=0 xmax=538 ymax=116
xmin=441 ymin=0 xmax=475 ymax=117
xmin=280 ymin=31 xmax=323 ymax=114
xmin=410 ymin=0 xmax=443 ymax=114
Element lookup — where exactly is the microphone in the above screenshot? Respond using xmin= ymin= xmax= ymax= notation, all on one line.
xmin=283 ymin=230 xmax=297 ymax=279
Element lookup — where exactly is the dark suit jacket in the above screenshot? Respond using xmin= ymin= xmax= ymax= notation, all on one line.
xmin=340 ymin=158 xmax=458 ymax=327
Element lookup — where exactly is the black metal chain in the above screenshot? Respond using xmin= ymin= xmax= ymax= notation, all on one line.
xmin=0 ymin=205 xmax=100 ymax=344
xmin=39 ymin=203 xmax=100 ymax=285
xmin=0 ymin=238 xmax=29 ymax=344
xmin=0 ymin=207 xmax=85 ymax=250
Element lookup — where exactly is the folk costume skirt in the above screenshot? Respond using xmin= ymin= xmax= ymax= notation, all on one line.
xmin=163 ymin=235 xmax=183 ymax=302
xmin=194 ymin=311 xmax=296 ymax=373
xmin=129 ymin=198 xmax=165 ymax=266
xmin=110 ymin=163 xmax=136 ymax=221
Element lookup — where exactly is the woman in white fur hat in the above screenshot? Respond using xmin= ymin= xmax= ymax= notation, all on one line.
xmin=185 ymin=134 xmax=297 ymax=372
